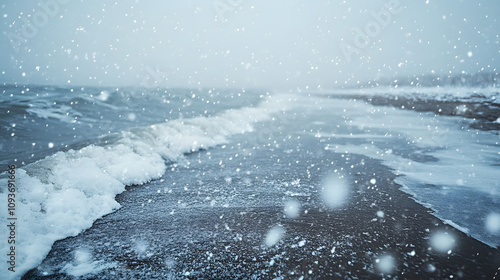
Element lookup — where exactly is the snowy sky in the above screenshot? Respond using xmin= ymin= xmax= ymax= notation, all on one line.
xmin=1 ymin=0 xmax=499 ymax=90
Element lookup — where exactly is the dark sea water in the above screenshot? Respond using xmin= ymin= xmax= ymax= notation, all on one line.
xmin=0 ymin=85 xmax=266 ymax=170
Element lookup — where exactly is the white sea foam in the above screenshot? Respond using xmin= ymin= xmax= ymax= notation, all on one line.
xmin=0 ymin=95 xmax=289 ymax=280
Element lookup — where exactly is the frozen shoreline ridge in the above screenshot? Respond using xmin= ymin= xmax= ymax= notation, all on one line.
xmin=313 ymin=86 xmax=500 ymax=130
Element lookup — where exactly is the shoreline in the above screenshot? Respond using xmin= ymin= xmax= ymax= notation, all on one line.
xmin=22 ymin=129 xmax=500 ymax=279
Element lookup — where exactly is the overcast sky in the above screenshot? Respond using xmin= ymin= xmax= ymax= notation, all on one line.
xmin=1 ymin=0 xmax=499 ymax=90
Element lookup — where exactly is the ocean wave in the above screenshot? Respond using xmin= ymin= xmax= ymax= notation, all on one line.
xmin=0 ymin=86 xmax=267 ymax=173
xmin=0 ymin=95 xmax=288 ymax=280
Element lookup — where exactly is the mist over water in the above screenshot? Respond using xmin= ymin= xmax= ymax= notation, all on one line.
xmin=1 ymin=0 xmax=499 ymax=89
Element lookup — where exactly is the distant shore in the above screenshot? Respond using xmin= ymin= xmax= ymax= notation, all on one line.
xmin=319 ymin=92 xmax=500 ymax=131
